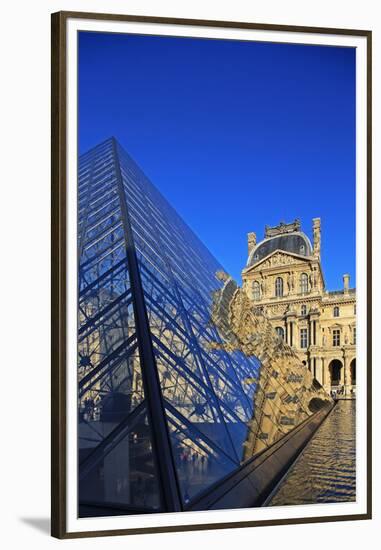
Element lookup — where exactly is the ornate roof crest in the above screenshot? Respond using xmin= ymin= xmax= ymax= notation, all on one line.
xmin=265 ymin=219 xmax=301 ymax=238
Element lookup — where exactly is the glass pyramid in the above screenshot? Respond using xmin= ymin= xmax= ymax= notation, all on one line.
xmin=77 ymin=138 xmax=329 ymax=517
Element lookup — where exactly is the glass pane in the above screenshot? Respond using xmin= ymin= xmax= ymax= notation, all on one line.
xmin=79 ymin=406 xmax=162 ymax=515
xmin=165 ymin=407 xmax=237 ymax=503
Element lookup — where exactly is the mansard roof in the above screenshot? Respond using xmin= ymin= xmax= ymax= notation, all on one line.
xmin=247 ymin=231 xmax=313 ymax=267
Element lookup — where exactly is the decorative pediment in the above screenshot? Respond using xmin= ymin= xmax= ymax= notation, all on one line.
xmin=327 ymin=323 xmax=343 ymax=333
xmin=244 ymin=250 xmax=311 ymax=273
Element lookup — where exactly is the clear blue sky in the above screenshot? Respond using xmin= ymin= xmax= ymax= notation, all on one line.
xmin=79 ymin=32 xmax=356 ymax=290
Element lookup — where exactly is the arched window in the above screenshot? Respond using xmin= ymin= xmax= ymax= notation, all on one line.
xmin=333 ymin=306 xmax=340 ymax=317
xmin=300 ymin=273 xmax=309 ymax=293
xmin=301 ymin=304 xmax=307 ymax=316
xmin=275 ymin=277 xmax=283 ymax=297
xmin=252 ymin=281 xmax=261 ymax=300
xmin=275 ymin=327 xmax=285 ymax=340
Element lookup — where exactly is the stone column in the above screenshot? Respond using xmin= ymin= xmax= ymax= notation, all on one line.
xmin=308 ymin=314 xmax=319 ymax=347
xmin=321 ymin=357 xmax=328 ymax=392
xmin=315 ymin=357 xmax=323 ymax=385
xmin=315 ymin=319 xmax=320 ymax=346
xmin=343 ymin=354 xmax=351 ymax=396
xmin=309 ymin=319 xmax=312 ymax=347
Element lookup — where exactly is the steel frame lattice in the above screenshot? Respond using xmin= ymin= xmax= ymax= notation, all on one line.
xmin=77 ymin=137 xmax=261 ymax=517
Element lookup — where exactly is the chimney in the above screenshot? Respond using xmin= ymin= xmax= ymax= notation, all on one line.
xmin=343 ymin=274 xmax=350 ymax=294
xmin=312 ymin=218 xmax=321 ymax=259
xmin=248 ymin=232 xmax=257 ymax=256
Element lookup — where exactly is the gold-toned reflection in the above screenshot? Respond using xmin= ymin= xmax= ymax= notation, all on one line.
xmin=211 ymin=271 xmax=333 ymax=459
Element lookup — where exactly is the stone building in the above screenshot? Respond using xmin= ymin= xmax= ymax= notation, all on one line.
xmin=242 ymin=219 xmax=356 ymax=396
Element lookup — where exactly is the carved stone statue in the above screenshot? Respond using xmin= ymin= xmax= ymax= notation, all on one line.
xmin=265 ymin=219 xmax=301 ymax=238
xmin=313 ymin=218 xmax=321 ymax=258
xmin=290 ymin=272 xmax=295 ymax=290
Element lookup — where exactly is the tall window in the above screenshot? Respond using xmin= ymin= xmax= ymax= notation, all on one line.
xmin=275 ymin=277 xmax=283 ymax=297
xmin=333 ymin=306 xmax=340 ymax=317
xmin=300 ymin=273 xmax=309 ymax=293
xmin=333 ymin=329 xmax=340 ymax=346
xmin=275 ymin=327 xmax=284 ymax=340
xmin=301 ymin=304 xmax=307 ymax=316
xmin=353 ymin=327 xmax=356 ymax=345
xmin=252 ymin=281 xmax=261 ymax=300
xmin=300 ymin=328 xmax=308 ymax=348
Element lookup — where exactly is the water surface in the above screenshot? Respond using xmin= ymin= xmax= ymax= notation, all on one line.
xmin=269 ymin=400 xmax=356 ymax=505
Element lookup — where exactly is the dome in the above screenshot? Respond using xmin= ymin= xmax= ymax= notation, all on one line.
xmin=247 ymin=229 xmax=313 ymax=267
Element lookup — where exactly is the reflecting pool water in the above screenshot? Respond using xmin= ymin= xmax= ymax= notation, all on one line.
xmin=268 ymin=400 xmax=356 ymax=505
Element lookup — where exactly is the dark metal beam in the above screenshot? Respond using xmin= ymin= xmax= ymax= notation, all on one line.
xmin=112 ymin=138 xmax=182 ymax=512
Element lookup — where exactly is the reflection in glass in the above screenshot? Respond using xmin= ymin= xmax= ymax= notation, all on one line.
xmin=77 ymin=138 xmax=331 ymax=516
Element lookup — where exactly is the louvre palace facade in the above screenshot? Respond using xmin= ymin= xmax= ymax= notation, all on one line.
xmin=242 ymin=219 xmax=356 ymax=396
